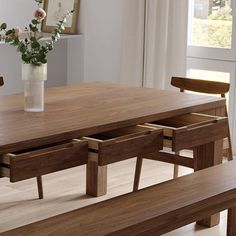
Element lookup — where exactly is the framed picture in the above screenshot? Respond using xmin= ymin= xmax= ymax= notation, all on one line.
xmin=42 ymin=0 xmax=79 ymax=34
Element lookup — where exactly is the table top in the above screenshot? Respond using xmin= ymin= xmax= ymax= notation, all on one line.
xmin=0 ymin=83 xmax=225 ymax=154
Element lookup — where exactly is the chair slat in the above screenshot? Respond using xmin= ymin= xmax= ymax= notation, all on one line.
xmin=171 ymin=77 xmax=230 ymax=95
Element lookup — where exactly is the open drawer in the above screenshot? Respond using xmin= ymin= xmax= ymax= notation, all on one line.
xmin=146 ymin=113 xmax=228 ymax=152
xmin=0 ymin=139 xmax=88 ymax=182
xmin=82 ymin=125 xmax=163 ymax=166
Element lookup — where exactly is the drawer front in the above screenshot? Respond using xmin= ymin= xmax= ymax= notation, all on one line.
xmin=99 ymin=129 xmax=163 ymax=165
xmin=0 ymin=139 xmax=88 ymax=182
xmin=83 ymin=126 xmax=163 ymax=166
xmin=173 ymin=118 xmax=228 ymax=151
xmin=146 ymin=113 xmax=228 ymax=152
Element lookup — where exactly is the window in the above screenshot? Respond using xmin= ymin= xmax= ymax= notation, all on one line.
xmin=189 ymin=0 xmax=233 ymax=49
xmin=188 ymin=0 xmax=236 ymax=60
xmin=187 ymin=0 xmax=236 ymax=153
xmin=189 ymin=69 xmax=230 ymax=83
xmin=187 ymin=69 xmax=231 ymax=102
xmin=187 ymin=58 xmax=235 ymax=112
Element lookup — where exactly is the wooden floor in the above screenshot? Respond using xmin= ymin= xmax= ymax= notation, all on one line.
xmin=0 ymin=156 xmax=229 ymax=235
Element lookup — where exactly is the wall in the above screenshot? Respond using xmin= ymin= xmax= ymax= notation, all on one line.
xmin=0 ymin=0 xmax=35 ymax=29
xmin=81 ymin=0 xmax=123 ymax=83
xmin=0 ymin=0 xmax=144 ymax=94
xmin=0 ymin=0 xmax=68 ymax=94
xmin=80 ymin=0 xmax=144 ymax=86
xmin=0 ymin=41 xmax=67 ymax=95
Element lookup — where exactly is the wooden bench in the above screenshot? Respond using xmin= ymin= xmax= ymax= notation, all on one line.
xmin=2 ymin=161 xmax=236 ymax=236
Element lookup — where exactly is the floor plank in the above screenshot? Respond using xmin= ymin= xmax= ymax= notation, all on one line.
xmin=0 ymin=156 xmax=229 ymax=235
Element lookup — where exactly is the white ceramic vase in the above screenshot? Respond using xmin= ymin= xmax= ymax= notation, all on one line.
xmin=22 ymin=63 xmax=47 ymax=112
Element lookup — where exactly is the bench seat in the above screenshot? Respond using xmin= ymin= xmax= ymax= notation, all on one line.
xmin=2 ymin=161 xmax=236 ymax=236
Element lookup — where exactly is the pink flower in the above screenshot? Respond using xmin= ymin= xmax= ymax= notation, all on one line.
xmin=15 ymin=27 xmax=22 ymax=37
xmin=34 ymin=8 xmax=46 ymax=21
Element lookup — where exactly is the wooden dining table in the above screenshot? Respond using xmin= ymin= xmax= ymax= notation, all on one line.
xmin=0 ymin=82 xmax=227 ymax=228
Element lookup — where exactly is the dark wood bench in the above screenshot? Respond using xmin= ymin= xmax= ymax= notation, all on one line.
xmin=2 ymin=160 xmax=236 ymax=236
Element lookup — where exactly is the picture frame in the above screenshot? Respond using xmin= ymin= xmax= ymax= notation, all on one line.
xmin=42 ymin=0 xmax=80 ymax=34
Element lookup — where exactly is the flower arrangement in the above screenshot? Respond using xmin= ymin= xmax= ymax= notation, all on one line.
xmin=0 ymin=0 xmax=74 ymax=66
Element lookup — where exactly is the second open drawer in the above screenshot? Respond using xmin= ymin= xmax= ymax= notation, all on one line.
xmin=0 ymin=139 xmax=88 ymax=182
xmin=146 ymin=113 xmax=228 ymax=152
xmin=82 ymin=125 xmax=163 ymax=166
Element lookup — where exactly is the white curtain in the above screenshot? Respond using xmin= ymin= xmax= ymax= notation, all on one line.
xmin=120 ymin=0 xmax=145 ymax=86
xmin=143 ymin=0 xmax=189 ymax=89
xmin=111 ymin=0 xmax=189 ymax=88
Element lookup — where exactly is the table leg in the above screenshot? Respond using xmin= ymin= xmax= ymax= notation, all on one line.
xmin=227 ymin=208 xmax=236 ymax=236
xmin=86 ymin=157 xmax=107 ymax=197
xmin=133 ymin=156 xmax=143 ymax=192
xmin=36 ymin=176 xmax=43 ymax=199
xmin=193 ymin=140 xmax=223 ymax=227
xmin=173 ymin=151 xmax=180 ymax=179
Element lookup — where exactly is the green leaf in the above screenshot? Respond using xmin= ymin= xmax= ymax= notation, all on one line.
xmin=47 ymin=43 xmax=53 ymax=51
xmin=13 ymin=37 xmax=20 ymax=45
xmin=41 ymin=58 xmax=47 ymax=64
xmin=41 ymin=46 xmax=48 ymax=53
xmin=54 ymin=28 xmax=60 ymax=33
xmin=32 ymin=19 xmax=39 ymax=25
xmin=5 ymin=30 xmax=13 ymax=35
xmin=30 ymin=36 xmax=37 ymax=42
xmin=0 ymin=23 xmax=7 ymax=30
xmin=19 ymin=43 xmax=26 ymax=53
xmin=29 ymin=24 xmax=38 ymax=33
xmin=22 ymin=53 xmax=31 ymax=63
xmin=55 ymin=33 xmax=60 ymax=39
xmin=31 ymin=41 xmax=40 ymax=49
xmin=35 ymin=0 xmax=43 ymax=4
xmin=5 ymin=37 xmax=13 ymax=43
xmin=37 ymin=53 xmax=47 ymax=64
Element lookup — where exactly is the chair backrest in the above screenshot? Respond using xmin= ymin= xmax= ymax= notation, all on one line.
xmin=171 ymin=77 xmax=230 ymax=98
xmin=0 ymin=77 xmax=4 ymax=87
xmin=171 ymin=76 xmax=232 ymax=160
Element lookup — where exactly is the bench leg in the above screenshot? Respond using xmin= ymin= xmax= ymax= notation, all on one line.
xmin=133 ymin=156 xmax=143 ymax=192
xmin=173 ymin=151 xmax=180 ymax=179
xmin=227 ymin=130 xmax=233 ymax=161
xmin=86 ymin=158 xmax=107 ymax=197
xmin=173 ymin=164 xmax=179 ymax=179
xmin=36 ymin=176 xmax=43 ymax=199
xmin=227 ymin=208 xmax=236 ymax=236
xmin=225 ymin=108 xmax=233 ymax=161
xmin=194 ymin=140 xmax=223 ymax=227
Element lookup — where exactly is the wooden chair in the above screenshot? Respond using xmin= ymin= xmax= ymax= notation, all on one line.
xmin=0 ymin=76 xmax=43 ymax=199
xmin=171 ymin=76 xmax=233 ymax=178
xmin=132 ymin=76 xmax=233 ymax=190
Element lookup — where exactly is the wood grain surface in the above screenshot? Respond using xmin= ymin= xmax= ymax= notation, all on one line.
xmin=0 ymin=83 xmax=225 ymax=154
xmin=171 ymin=77 xmax=230 ymax=95
xmin=2 ymin=160 xmax=236 ymax=236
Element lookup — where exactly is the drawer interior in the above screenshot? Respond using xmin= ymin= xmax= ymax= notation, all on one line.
xmin=12 ymin=140 xmax=72 ymax=155
xmin=1 ymin=140 xmax=84 ymax=163
xmin=149 ymin=113 xmax=218 ymax=129
xmin=0 ymin=139 xmax=88 ymax=182
xmin=88 ymin=125 xmax=158 ymax=142
xmin=147 ymin=113 xmax=227 ymax=152
xmin=83 ymin=125 xmax=163 ymax=165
